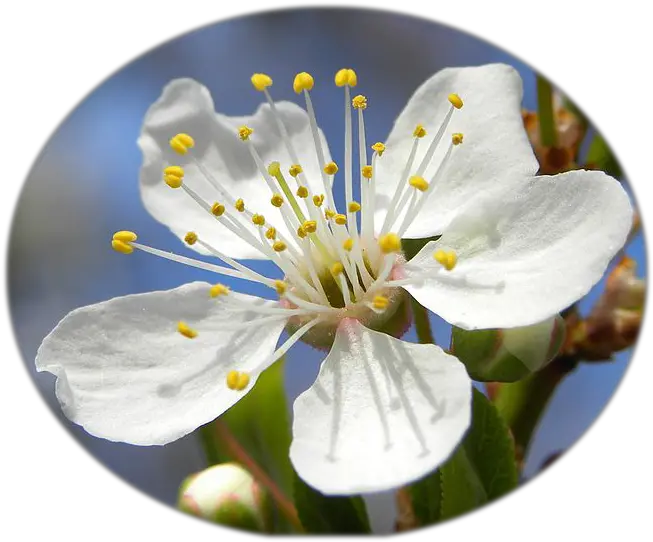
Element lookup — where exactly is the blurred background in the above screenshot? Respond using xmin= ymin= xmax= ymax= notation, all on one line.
xmin=8 ymin=7 xmax=644 ymax=532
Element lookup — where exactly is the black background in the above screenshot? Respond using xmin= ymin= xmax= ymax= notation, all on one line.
xmin=0 ymin=2 xmax=653 ymax=540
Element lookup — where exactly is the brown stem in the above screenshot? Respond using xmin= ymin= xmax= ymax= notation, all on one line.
xmin=213 ymin=420 xmax=304 ymax=532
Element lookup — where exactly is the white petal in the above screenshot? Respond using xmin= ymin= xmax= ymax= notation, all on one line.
xmin=36 ymin=282 xmax=287 ymax=445
xmin=375 ymin=64 xmax=538 ymax=237
xmin=138 ymin=79 xmax=331 ymax=259
xmin=405 ymin=170 xmax=633 ymax=329
xmin=289 ymin=319 xmax=471 ymax=495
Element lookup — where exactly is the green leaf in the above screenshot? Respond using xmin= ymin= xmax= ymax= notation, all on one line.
xmin=401 ymin=236 xmax=440 ymax=261
xmin=198 ymin=359 xmax=295 ymax=532
xmin=413 ymin=389 xmax=518 ymax=523
xmin=462 ymin=389 xmax=519 ymax=500
xmin=293 ymin=472 xmax=371 ymax=533
xmin=409 ymin=469 xmax=442 ymax=525
xmin=586 ymin=133 xmax=623 ymax=178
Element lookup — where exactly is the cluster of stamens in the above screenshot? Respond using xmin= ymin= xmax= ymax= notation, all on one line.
xmin=115 ymin=69 xmax=465 ymax=390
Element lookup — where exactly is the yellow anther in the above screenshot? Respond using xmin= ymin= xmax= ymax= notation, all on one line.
xmin=373 ymin=295 xmax=390 ymax=310
xmin=433 ymin=249 xmax=458 ymax=271
xmin=163 ymin=165 xmax=184 ymax=188
xmin=334 ymin=214 xmax=347 ymax=225
xmin=296 ymin=186 xmax=309 ymax=198
xmin=348 ymin=201 xmax=361 ymax=213
xmin=184 ymin=231 xmax=198 ymax=245
xmin=235 ymin=198 xmax=245 ymax=212
xmin=164 ymin=174 xmax=183 ymax=189
xmin=111 ymin=240 xmax=133 ymax=255
xmin=361 ymin=165 xmax=373 ymax=179
xmin=448 ymin=93 xmax=464 ymax=109
xmin=112 ymin=231 xmax=137 ymax=243
xmin=371 ymin=142 xmax=386 ymax=156
xmin=211 ymin=202 xmax=226 ymax=217
xmin=169 ymin=133 xmax=195 ymax=155
xmin=452 ymin=133 xmax=464 ymax=146
xmin=293 ymin=72 xmax=315 ymax=94
xmin=226 ymin=370 xmax=250 ymax=391
xmin=238 ymin=125 xmax=253 ymax=141
xmin=177 ymin=321 xmax=198 ymax=339
xmin=379 ymin=233 xmax=402 ymax=254
xmin=331 ymin=262 xmax=344 ymax=276
xmin=274 ymin=280 xmax=287 ymax=295
xmin=352 ymin=94 xmax=367 ymax=109
xmin=313 ymin=194 xmax=325 ymax=207
xmin=302 ymin=220 xmax=317 ymax=234
xmin=265 ymin=227 xmax=277 ymax=240
xmin=251 ymin=73 xmax=273 ymax=91
xmin=413 ymin=124 xmax=427 ymax=138
xmin=324 ymin=161 xmax=339 ymax=175
xmin=343 ymin=238 xmax=354 ymax=252
xmin=252 ymin=214 xmax=266 ymax=226
xmin=334 ymin=68 xmax=358 ymax=87
xmin=289 ymin=164 xmax=303 ymax=178
xmin=210 ymin=283 xmax=230 ymax=298
xmin=297 ymin=225 xmax=307 ymax=239
xmin=409 ymin=176 xmax=429 ymax=192
xmin=273 ymin=240 xmax=287 ymax=252
xmin=270 ymin=193 xmax=284 ymax=207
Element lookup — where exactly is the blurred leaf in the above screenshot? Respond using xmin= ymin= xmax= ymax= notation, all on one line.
xmin=401 ymin=236 xmax=440 ymax=261
xmin=416 ymin=389 xmax=518 ymax=523
xmin=408 ymin=469 xmax=442 ymax=525
xmin=198 ymin=359 xmax=295 ymax=532
xmin=586 ymin=133 xmax=623 ymax=178
xmin=462 ymin=388 xmax=519 ymax=499
xmin=293 ymin=473 xmax=371 ymax=533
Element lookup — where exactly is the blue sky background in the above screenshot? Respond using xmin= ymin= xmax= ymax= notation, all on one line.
xmin=8 ymin=7 xmax=643 ymax=529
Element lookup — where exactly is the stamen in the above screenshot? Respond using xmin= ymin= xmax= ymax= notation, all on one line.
xmin=448 ymin=93 xmax=464 ymax=109
xmin=296 ymin=186 xmax=309 ymax=198
xmin=270 ymin=193 xmax=285 ymax=207
xmin=211 ymin=202 xmax=226 ymax=216
xmin=452 ymin=133 xmax=464 ymax=145
xmin=251 ymin=73 xmax=273 ymax=92
xmin=415 ymin=98 xmax=458 ymax=177
xmin=177 ymin=321 xmax=198 ymax=339
xmin=210 ymin=284 xmax=230 ymax=297
xmin=373 ymin=295 xmax=389 ymax=310
xmin=226 ymin=370 xmax=250 ymax=391
xmin=348 ymin=201 xmax=361 ymax=213
xmin=434 ymin=249 xmax=458 ymax=271
xmin=289 ymin=164 xmax=303 ymax=178
xmin=378 ymin=233 xmax=402 ymax=254
xmin=283 ymin=290 xmax=337 ymax=314
xmin=361 ymin=166 xmax=373 ymax=179
xmin=184 ymin=231 xmax=198 ymax=245
xmin=235 ymin=198 xmax=246 ymax=212
xmin=371 ymin=142 xmax=386 ymax=155
xmin=352 ymin=94 xmax=367 ymax=109
xmin=273 ymin=241 xmax=287 ymax=252
xmin=334 ymin=68 xmax=358 ymax=87
xmin=163 ymin=166 xmax=184 ymax=188
xmin=111 ymin=230 xmax=137 ymax=254
xmin=197 ymin=238 xmax=275 ymax=285
xmin=379 ymin=135 xmax=420 ymax=235
xmin=409 ymin=176 xmax=429 ymax=192
xmin=238 ymin=126 xmax=254 ymax=141
xmin=293 ymin=72 xmax=315 ymax=94
xmin=343 ymin=238 xmax=354 ymax=252
xmin=301 ymin=82 xmax=338 ymax=211
xmin=413 ymin=125 xmax=427 ymax=138
xmin=274 ymin=280 xmax=287 ymax=295
xmin=252 ymin=214 xmax=266 ymax=226
xmin=169 ymin=133 xmax=195 ymax=155
xmin=129 ymin=241 xmax=273 ymax=284
xmin=324 ymin=161 xmax=339 ymax=175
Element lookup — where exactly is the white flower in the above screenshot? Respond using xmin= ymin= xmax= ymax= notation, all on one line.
xmin=36 ymin=64 xmax=632 ymax=495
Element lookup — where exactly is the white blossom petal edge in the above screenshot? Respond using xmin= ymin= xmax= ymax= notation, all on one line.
xmin=290 ymin=319 xmax=471 ymax=494
xmin=36 ymin=282 xmax=287 ymax=445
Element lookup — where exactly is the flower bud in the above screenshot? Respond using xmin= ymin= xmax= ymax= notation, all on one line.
xmin=178 ymin=463 xmax=269 ymax=532
xmin=452 ymin=315 xmax=566 ymax=382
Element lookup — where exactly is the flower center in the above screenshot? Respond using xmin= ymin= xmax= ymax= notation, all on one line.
xmin=112 ymin=68 xmax=465 ymax=375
